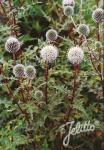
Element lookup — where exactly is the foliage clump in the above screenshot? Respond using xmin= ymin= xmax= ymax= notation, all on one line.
xmin=0 ymin=0 xmax=104 ymax=150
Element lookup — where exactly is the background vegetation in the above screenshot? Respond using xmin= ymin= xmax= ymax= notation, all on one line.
xmin=0 ymin=0 xmax=104 ymax=150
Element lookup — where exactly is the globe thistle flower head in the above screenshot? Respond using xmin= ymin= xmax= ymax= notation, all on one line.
xmin=77 ymin=24 xmax=90 ymax=36
xmin=62 ymin=0 xmax=75 ymax=8
xmin=40 ymin=45 xmax=58 ymax=63
xmin=92 ymin=8 xmax=104 ymax=23
xmin=67 ymin=47 xmax=84 ymax=65
xmin=64 ymin=6 xmax=74 ymax=16
xmin=95 ymin=41 xmax=103 ymax=48
xmin=5 ymin=36 xmax=20 ymax=53
xmin=35 ymin=90 xmax=44 ymax=100
xmin=13 ymin=64 xmax=25 ymax=78
xmin=25 ymin=65 xmax=36 ymax=79
xmin=46 ymin=29 xmax=58 ymax=42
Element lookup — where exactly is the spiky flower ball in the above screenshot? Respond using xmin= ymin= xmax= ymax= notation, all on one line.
xmin=92 ymin=8 xmax=104 ymax=23
xmin=25 ymin=65 xmax=36 ymax=79
xmin=35 ymin=90 xmax=44 ymax=100
xmin=40 ymin=45 xmax=58 ymax=63
xmin=13 ymin=64 xmax=25 ymax=78
xmin=95 ymin=41 xmax=103 ymax=48
xmin=67 ymin=47 xmax=84 ymax=65
xmin=77 ymin=24 xmax=90 ymax=36
xmin=5 ymin=37 xmax=20 ymax=53
xmin=64 ymin=6 xmax=74 ymax=16
xmin=46 ymin=29 xmax=58 ymax=42
xmin=62 ymin=0 xmax=75 ymax=8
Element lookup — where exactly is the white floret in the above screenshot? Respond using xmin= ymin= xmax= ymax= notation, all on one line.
xmin=40 ymin=45 xmax=58 ymax=63
xmin=67 ymin=47 xmax=84 ymax=64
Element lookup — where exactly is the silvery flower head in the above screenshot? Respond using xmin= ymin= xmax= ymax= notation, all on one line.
xmin=5 ymin=36 xmax=21 ymax=53
xmin=64 ymin=6 xmax=74 ymax=16
xmin=92 ymin=8 xmax=104 ymax=23
xmin=68 ymin=47 xmax=84 ymax=65
xmin=46 ymin=29 xmax=58 ymax=42
xmin=40 ymin=45 xmax=58 ymax=63
xmin=77 ymin=24 xmax=90 ymax=36
xmin=13 ymin=64 xmax=25 ymax=78
xmin=62 ymin=0 xmax=75 ymax=8
xmin=25 ymin=65 xmax=36 ymax=79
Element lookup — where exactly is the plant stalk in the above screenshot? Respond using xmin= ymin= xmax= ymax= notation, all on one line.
xmin=71 ymin=65 xmax=79 ymax=102
xmin=8 ymin=0 xmax=18 ymax=36
xmin=18 ymin=78 xmax=25 ymax=102
xmin=44 ymin=61 xmax=48 ymax=104
xmin=12 ymin=53 xmax=16 ymax=65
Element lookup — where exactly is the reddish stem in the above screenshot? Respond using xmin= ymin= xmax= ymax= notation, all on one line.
xmin=12 ymin=53 xmax=16 ymax=65
xmin=44 ymin=61 xmax=48 ymax=104
xmin=66 ymin=65 xmax=79 ymax=120
xmin=0 ymin=2 xmax=7 ymax=16
xmin=0 ymin=2 xmax=14 ymax=35
xmin=18 ymin=79 xmax=25 ymax=102
xmin=8 ymin=0 xmax=18 ymax=36
xmin=26 ymin=79 xmax=30 ymax=101
xmin=0 ymin=2 xmax=11 ymax=24
xmin=71 ymin=65 xmax=79 ymax=102
xmin=96 ymin=24 xmax=100 ymax=41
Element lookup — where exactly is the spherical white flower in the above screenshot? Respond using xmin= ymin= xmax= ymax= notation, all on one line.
xmin=25 ymin=65 xmax=36 ymax=79
xmin=77 ymin=24 xmax=90 ymax=36
xmin=67 ymin=47 xmax=84 ymax=65
xmin=46 ymin=29 xmax=58 ymax=42
xmin=5 ymin=37 xmax=20 ymax=53
xmin=62 ymin=0 xmax=75 ymax=8
xmin=64 ymin=6 xmax=74 ymax=16
xmin=92 ymin=8 xmax=104 ymax=23
xmin=13 ymin=64 xmax=25 ymax=78
xmin=40 ymin=45 xmax=58 ymax=63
